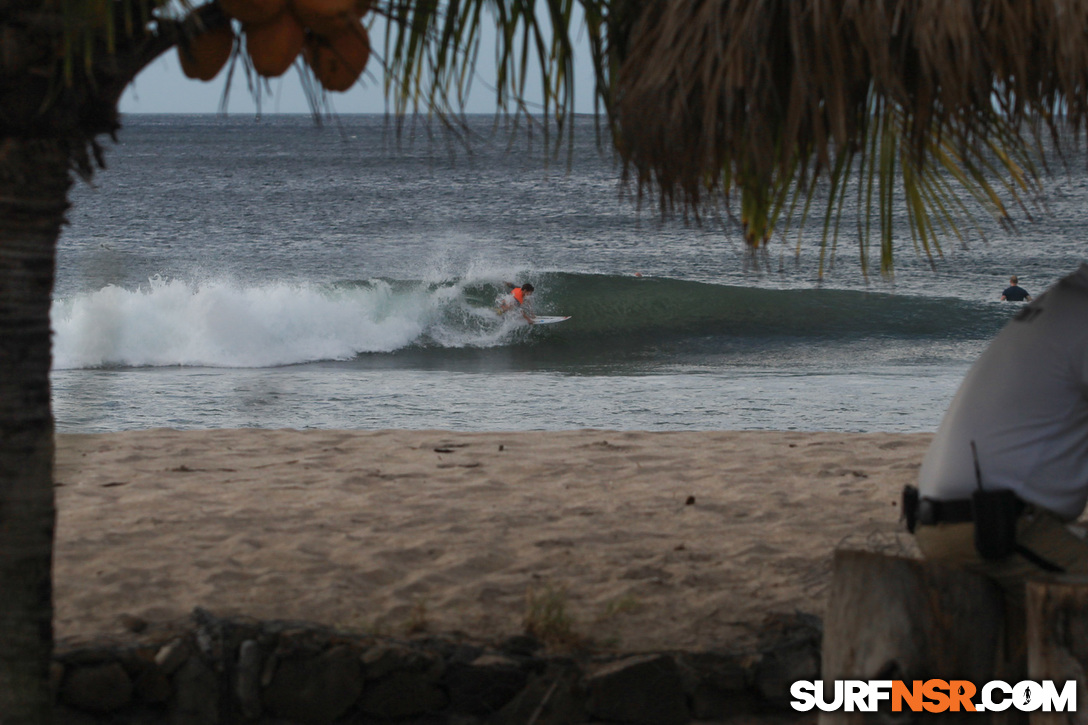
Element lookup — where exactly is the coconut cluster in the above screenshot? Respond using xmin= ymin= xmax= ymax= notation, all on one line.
xmin=178 ymin=0 xmax=372 ymax=93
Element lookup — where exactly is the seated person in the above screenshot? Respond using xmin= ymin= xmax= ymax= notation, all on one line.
xmin=910 ymin=264 xmax=1088 ymax=595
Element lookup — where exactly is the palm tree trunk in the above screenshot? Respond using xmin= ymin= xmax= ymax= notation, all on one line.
xmin=0 ymin=7 xmax=220 ymax=719
xmin=0 ymin=137 xmax=71 ymax=723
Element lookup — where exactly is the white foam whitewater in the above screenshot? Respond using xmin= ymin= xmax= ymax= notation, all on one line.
xmin=51 ymin=275 xmax=519 ymax=369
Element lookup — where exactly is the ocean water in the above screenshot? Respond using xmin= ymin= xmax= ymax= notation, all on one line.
xmin=52 ymin=115 xmax=1088 ymax=433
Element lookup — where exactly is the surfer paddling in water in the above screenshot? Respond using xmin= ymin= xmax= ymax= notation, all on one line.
xmin=498 ymin=282 xmax=535 ymax=323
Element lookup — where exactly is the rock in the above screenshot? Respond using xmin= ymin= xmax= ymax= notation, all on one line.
xmin=678 ymin=652 xmax=756 ymax=720
xmin=53 ymin=704 xmax=103 ymax=725
xmin=195 ymin=627 xmax=219 ymax=664
xmin=60 ymin=648 xmax=123 ymax=666
xmin=128 ymin=656 xmax=172 ymax=704
xmin=262 ymin=644 xmax=363 ymax=724
xmin=758 ymin=610 xmax=822 ymax=642
xmin=585 ymin=654 xmax=689 ymax=725
xmin=50 ymin=661 xmax=65 ymax=697
xmin=155 ymin=639 xmax=192 ymax=676
xmin=235 ymin=640 xmax=262 ymax=719
xmin=445 ymin=654 xmax=528 ymax=716
xmin=360 ymin=670 xmax=450 ymax=719
xmin=172 ymin=656 xmax=219 ymax=725
xmin=359 ymin=644 xmax=447 ymax=719
xmin=60 ymin=661 xmax=134 ymax=714
xmin=492 ymin=667 xmax=586 ymax=725
xmin=361 ymin=643 xmax=443 ymax=680
xmin=471 ymin=653 xmax=519 ymax=668
xmin=191 ymin=608 xmax=227 ymax=666
xmin=499 ymin=634 xmax=541 ymax=657
xmin=754 ymin=612 xmax=822 ymax=703
xmin=448 ymin=642 xmax=485 ymax=664
xmin=755 ymin=640 xmax=820 ymax=703
xmin=680 ymin=651 xmax=750 ymax=691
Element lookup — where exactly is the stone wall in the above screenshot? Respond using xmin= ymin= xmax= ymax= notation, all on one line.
xmin=52 ymin=608 xmax=821 ymax=724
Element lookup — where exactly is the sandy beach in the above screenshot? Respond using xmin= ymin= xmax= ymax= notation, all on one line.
xmin=54 ymin=429 xmax=928 ymax=653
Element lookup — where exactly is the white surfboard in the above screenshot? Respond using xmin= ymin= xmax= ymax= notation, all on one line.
xmin=489 ymin=308 xmax=570 ymax=325
xmin=528 ymin=315 xmax=571 ymax=325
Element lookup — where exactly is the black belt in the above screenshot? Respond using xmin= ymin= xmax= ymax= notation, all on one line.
xmin=902 ymin=485 xmax=1063 ymax=573
xmin=903 ymin=486 xmax=973 ymax=532
xmin=915 ymin=497 xmax=974 ymax=526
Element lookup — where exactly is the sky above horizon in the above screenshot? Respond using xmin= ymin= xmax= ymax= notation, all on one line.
xmin=121 ymin=12 xmax=598 ymax=116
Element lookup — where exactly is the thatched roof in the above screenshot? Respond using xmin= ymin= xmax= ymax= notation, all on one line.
xmin=604 ymin=0 xmax=1088 ymax=269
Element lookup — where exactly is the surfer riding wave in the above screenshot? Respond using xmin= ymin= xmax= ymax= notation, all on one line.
xmin=498 ymin=282 xmax=536 ymax=324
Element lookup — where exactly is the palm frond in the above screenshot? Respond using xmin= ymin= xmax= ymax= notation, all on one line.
xmin=382 ymin=0 xmax=579 ymax=121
